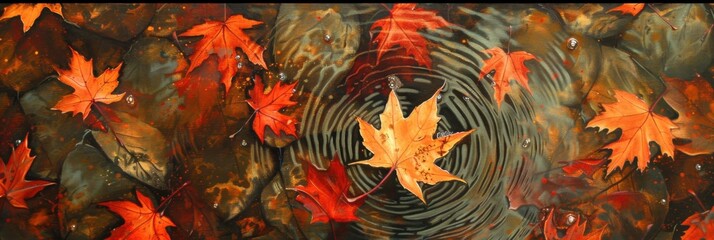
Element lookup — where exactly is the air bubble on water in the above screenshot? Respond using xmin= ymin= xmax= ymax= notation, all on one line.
xmin=660 ymin=199 xmax=667 ymax=205
xmin=70 ymin=224 xmax=77 ymax=231
xmin=14 ymin=139 xmax=21 ymax=146
xmin=567 ymin=37 xmax=578 ymax=50
xmin=125 ymin=94 xmax=135 ymax=106
xmin=213 ymin=203 xmax=218 ymax=208
xmin=696 ymin=163 xmax=702 ymax=171
xmin=292 ymin=88 xmax=297 ymax=93
xmin=278 ymin=72 xmax=287 ymax=81
xmin=437 ymin=94 xmax=442 ymax=101
xmin=323 ymin=34 xmax=332 ymax=43
xmin=237 ymin=62 xmax=243 ymax=69
xmin=522 ymin=138 xmax=531 ymax=148
xmin=565 ymin=214 xmax=576 ymax=226
xmin=241 ymin=140 xmax=248 ymax=146
xmin=463 ymin=96 xmax=470 ymax=101
xmin=235 ymin=55 xmax=241 ymax=60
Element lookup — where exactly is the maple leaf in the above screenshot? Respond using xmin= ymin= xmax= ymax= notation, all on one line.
xmin=179 ymin=14 xmax=267 ymax=90
xmin=0 ymin=134 xmax=54 ymax=209
xmin=543 ymin=210 xmax=605 ymax=240
xmin=351 ymin=88 xmax=474 ymax=203
xmin=681 ymin=206 xmax=714 ymax=240
xmin=0 ymin=3 xmax=63 ymax=32
xmin=246 ymin=75 xmax=298 ymax=143
xmin=99 ymin=189 xmax=176 ymax=240
xmin=478 ymin=47 xmax=537 ymax=107
xmin=291 ymin=156 xmax=363 ymax=223
xmin=607 ymin=3 xmax=645 ymax=16
xmin=370 ymin=3 xmax=450 ymax=68
xmin=663 ymin=76 xmax=714 ymax=155
xmin=586 ymin=90 xmax=677 ymax=174
xmin=52 ymin=47 xmax=126 ymax=120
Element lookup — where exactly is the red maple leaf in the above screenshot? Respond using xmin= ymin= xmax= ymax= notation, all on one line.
xmin=52 ymin=47 xmax=126 ymax=120
xmin=0 ymin=134 xmax=54 ymax=209
xmin=99 ymin=189 xmax=176 ymax=240
xmin=291 ymin=156 xmax=363 ymax=223
xmin=246 ymin=75 xmax=298 ymax=143
xmin=479 ymin=47 xmax=537 ymax=107
xmin=607 ymin=3 xmax=645 ymax=16
xmin=179 ymin=14 xmax=267 ymax=90
xmin=370 ymin=3 xmax=450 ymax=68
xmin=681 ymin=206 xmax=714 ymax=240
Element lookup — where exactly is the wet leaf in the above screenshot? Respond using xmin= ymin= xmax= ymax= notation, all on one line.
xmin=62 ymin=3 xmax=155 ymax=42
xmin=92 ymin=111 xmax=172 ymax=190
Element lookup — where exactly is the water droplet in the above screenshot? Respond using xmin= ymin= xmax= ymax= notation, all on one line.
xmin=241 ymin=140 xmax=248 ymax=146
xmin=213 ymin=203 xmax=218 ymax=208
xmin=565 ymin=214 xmax=576 ymax=226
xmin=70 ymin=224 xmax=77 ymax=231
xmin=660 ymin=198 xmax=667 ymax=205
xmin=235 ymin=55 xmax=241 ymax=60
xmin=387 ymin=75 xmax=402 ymax=89
xmin=292 ymin=88 xmax=297 ymax=93
xmin=522 ymin=138 xmax=531 ymax=148
xmin=323 ymin=34 xmax=332 ymax=43
xmin=436 ymin=94 xmax=442 ymax=101
xmin=567 ymin=37 xmax=578 ymax=50
xmin=125 ymin=94 xmax=135 ymax=106
xmin=696 ymin=163 xmax=702 ymax=171
xmin=278 ymin=72 xmax=287 ymax=81
xmin=463 ymin=96 xmax=470 ymax=101
xmin=237 ymin=62 xmax=243 ymax=69
xmin=14 ymin=139 xmax=21 ymax=146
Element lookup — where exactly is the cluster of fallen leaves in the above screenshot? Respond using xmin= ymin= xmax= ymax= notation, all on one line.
xmin=0 ymin=2 xmax=713 ymax=240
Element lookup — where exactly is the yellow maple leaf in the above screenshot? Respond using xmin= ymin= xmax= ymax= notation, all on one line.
xmin=351 ymin=88 xmax=474 ymax=203
xmin=0 ymin=3 xmax=63 ymax=33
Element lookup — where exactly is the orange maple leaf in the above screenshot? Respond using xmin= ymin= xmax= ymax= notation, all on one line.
xmin=543 ymin=210 xmax=605 ymax=240
xmin=179 ymin=14 xmax=267 ymax=90
xmin=246 ymin=75 xmax=298 ymax=143
xmin=52 ymin=47 xmax=125 ymax=120
xmin=607 ymin=3 xmax=645 ymax=16
xmin=350 ymin=88 xmax=474 ymax=203
xmin=0 ymin=3 xmax=62 ymax=33
xmin=586 ymin=90 xmax=677 ymax=174
xmin=370 ymin=3 xmax=450 ymax=68
xmin=99 ymin=189 xmax=176 ymax=240
xmin=681 ymin=206 xmax=714 ymax=240
xmin=0 ymin=134 xmax=54 ymax=209
xmin=291 ymin=156 xmax=363 ymax=223
xmin=478 ymin=47 xmax=537 ymax=107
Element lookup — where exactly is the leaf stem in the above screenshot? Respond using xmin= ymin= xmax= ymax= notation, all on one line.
xmin=345 ymin=166 xmax=396 ymax=203
xmin=286 ymin=188 xmax=337 ymax=240
xmin=157 ymin=180 xmax=191 ymax=211
xmin=688 ymin=189 xmax=708 ymax=212
xmin=648 ymin=4 xmax=678 ymax=30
